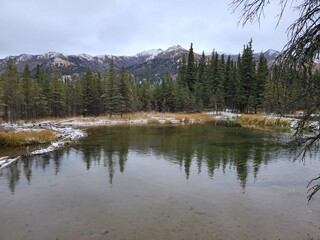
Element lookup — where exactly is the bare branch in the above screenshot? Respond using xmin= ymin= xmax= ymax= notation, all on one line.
xmin=230 ymin=0 xmax=320 ymax=202
xmin=307 ymin=175 xmax=320 ymax=202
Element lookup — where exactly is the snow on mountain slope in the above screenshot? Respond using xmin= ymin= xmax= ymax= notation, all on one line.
xmin=0 ymin=46 xmax=281 ymax=83
xmin=164 ymin=45 xmax=185 ymax=52
xmin=135 ymin=48 xmax=163 ymax=57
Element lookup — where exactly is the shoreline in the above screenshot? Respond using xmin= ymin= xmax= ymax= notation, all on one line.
xmin=0 ymin=111 xmax=307 ymax=170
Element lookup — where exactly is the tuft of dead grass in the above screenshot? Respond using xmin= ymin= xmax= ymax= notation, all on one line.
xmin=64 ymin=112 xmax=214 ymax=124
xmin=236 ymin=114 xmax=291 ymax=131
xmin=0 ymin=130 xmax=58 ymax=146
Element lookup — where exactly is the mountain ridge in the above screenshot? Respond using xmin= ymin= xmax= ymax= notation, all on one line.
xmin=0 ymin=46 xmax=280 ymax=83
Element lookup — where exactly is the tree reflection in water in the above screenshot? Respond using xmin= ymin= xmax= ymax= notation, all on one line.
xmin=1 ymin=124 xmax=284 ymax=193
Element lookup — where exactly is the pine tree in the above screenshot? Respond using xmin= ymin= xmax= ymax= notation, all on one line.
xmin=31 ymin=80 xmax=48 ymax=118
xmin=93 ymin=73 xmax=104 ymax=116
xmin=0 ymin=74 xmax=4 ymax=118
xmin=208 ymin=51 xmax=224 ymax=111
xmin=64 ymin=77 xmax=74 ymax=116
xmin=186 ymin=43 xmax=197 ymax=93
xmin=136 ymin=80 xmax=153 ymax=111
xmin=178 ymin=55 xmax=187 ymax=88
xmin=231 ymin=61 xmax=242 ymax=111
xmin=161 ymin=73 xmax=175 ymax=112
xmin=173 ymin=79 xmax=190 ymax=112
xmin=20 ymin=64 xmax=32 ymax=120
xmin=82 ymin=69 xmax=96 ymax=116
xmin=103 ymin=59 xmax=121 ymax=116
xmin=256 ymin=53 xmax=269 ymax=111
xmin=118 ymin=66 xmax=133 ymax=115
xmin=238 ymin=40 xmax=256 ymax=113
xmin=176 ymin=55 xmax=190 ymax=111
xmin=50 ymin=67 xmax=66 ymax=117
xmin=3 ymin=59 xmax=20 ymax=122
xmin=224 ymin=56 xmax=233 ymax=110
xmin=194 ymin=52 xmax=206 ymax=111
xmin=39 ymin=68 xmax=51 ymax=116
xmin=73 ymin=77 xmax=83 ymax=116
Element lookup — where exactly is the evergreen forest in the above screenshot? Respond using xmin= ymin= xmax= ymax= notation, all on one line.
xmin=1 ymin=41 xmax=319 ymax=122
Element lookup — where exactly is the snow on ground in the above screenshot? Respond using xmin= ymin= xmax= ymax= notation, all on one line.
xmin=0 ymin=121 xmax=87 ymax=170
xmin=205 ymin=111 xmax=240 ymax=120
xmin=31 ymin=141 xmax=65 ymax=155
xmin=58 ymin=118 xmax=148 ymax=127
xmin=0 ymin=158 xmax=19 ymax=169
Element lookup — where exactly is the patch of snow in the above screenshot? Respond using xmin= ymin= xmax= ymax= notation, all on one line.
xmin=58 ymin=119 xmax=148 ymax=127
xmin=0 ymin=157 xmax=20 ymax=170
xmin=41 ymin=52 xmax=64 ymax=59
xmin=53 ymin=57 xmax=70 ymax=67
xmin=164 ymin=45 xmax=186 ymax=53
xmin=17 ymin=54 xmax=33 ymax=62
xmin=205 ymin=111 xmax=240 ymax=119
xmin=31 ymin=141 xmax=65 ymax=155
xmin=264 ymin=49 xmax=280 ymax=56
xmin=79 ymin=53 xmax=94 ymax=61
xmin=0 ymin=122 xmax=86 ymax=169
xmin=96 ymin=55 xmax=107 ymax=59
xmin=218 ymin=52 xmax=234 ymax=56
xmin=135 ymin=49 xmax=163 ymax=58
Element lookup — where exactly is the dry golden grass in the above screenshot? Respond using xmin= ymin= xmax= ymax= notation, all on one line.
xmin=48 ymin=113 xmax=151 ymax=123
xmin=150 ymin=112 xmax=210 ymax=119
xmin=52 ymin=112 xmax=214 ymax=124
xmin=150 ymin=112 xmax=213 ymax=123
xmin=237 ymin=114 xmax=291 ymax=130
xmin=0 ymin=130 xmax=58 ymax=146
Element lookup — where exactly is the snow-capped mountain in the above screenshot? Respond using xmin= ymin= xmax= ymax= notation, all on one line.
xmin=135 ymin=48 xmax=163 ymax=57
xmin=0 ymin=46 xmax=279 ymax=83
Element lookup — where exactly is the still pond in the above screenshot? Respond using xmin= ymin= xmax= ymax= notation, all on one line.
xmin=0 ymin=125 xmax=319 ymax=240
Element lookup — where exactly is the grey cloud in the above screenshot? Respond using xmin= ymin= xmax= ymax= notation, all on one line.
xmin=0 ymin=0 xmax=298 ymax=58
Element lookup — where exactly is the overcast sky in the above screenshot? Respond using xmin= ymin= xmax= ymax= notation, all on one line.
xmin=0 ymin=0 xmax=299 ymax=58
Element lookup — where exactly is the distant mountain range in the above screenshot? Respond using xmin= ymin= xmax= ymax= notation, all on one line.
xmin=0 ymin=45 xmax=280 ymax=83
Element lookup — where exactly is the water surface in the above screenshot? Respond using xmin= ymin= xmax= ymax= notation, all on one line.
xmin=0 ymin=125 xmax=319 ymax=240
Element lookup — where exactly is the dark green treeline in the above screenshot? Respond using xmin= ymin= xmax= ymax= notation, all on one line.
xmin=1 ymin=41 xmax=319 ymax=122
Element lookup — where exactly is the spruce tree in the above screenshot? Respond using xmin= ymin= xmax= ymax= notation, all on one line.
xmin=232 ymin=62 xmax=242 ymax=112
xmin=178 ymin=55 xmax=187 ymax=88
xmin=224 ymin=56 xmax=233 ymax=110
xmin=161 ymin=73 xmax=175 ymax=112
xmin=136 ymin=80 xmax=153 ymax=111
xmin=31 ymin=80 xmax=48 ymax=118
xmin=238 ymin=40 xmax=256 ymax=113
xmin=50 ymin=67 xmax=66 ymax=117
xmin=0 ymin=74 xmax=4 ymax=118
xmin=82 ymin=69 xmax=96 ymax=116
xmin=3 ymin=59 xmax=20 ymax=122
xmin=194 ymin=52 xmax=206 ymax=111
xmin=118 ymin=66 xmax=132 ymax=115
xmin=256 ymin=53 xmax=269 ymax=112
xmin=103 ymin=59 xmax=121 ymax=116
xmin=20 ymin=64 xmax=32 ymax=120
xmin=186 ymin=43 xmax=197 ymax=93
xmin=64 ymin=77 xmax=74 ymax=116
